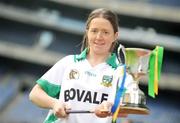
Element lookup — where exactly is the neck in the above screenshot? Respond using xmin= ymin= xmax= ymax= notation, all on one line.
xmin=87 ymin=51 xmax=110 ymax=67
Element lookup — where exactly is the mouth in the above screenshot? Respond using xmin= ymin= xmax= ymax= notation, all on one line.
xmin=94 ymin=41 xmax=105 ymax=46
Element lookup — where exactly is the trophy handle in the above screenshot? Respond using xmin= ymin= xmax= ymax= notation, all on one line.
xmin=117 ymin=44 xmax=126 ymax=64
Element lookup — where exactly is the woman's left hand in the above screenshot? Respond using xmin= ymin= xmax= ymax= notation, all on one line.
xmin=94 ymin=101 xmax=112 ymax=118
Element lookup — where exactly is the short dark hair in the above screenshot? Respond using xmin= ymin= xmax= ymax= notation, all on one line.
xmin=81 ymin=8 xmax=119 ymax=52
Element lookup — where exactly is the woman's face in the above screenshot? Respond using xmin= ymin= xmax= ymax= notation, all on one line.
xmin=87 ymin=17 xmax=118 ymax=56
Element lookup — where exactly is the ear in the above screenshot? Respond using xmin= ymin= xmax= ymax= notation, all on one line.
xmin=114 ymin=32 xmax=119 ymax=41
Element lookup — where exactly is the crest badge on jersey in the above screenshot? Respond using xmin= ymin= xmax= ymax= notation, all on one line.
xmin=101 ymin=75 xmax=113 ymax=87
xmin=69 ymin=69 xmax=79 ymax=80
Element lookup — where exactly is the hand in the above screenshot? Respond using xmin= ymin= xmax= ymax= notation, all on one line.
xmin=94 ymin=101 xmax=112 ymax=118
xmin=52 ymin=100 xmax=70 ymax=118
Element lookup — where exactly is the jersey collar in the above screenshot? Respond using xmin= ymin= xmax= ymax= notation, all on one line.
xmin=74 ymin=48 xmax=118 ymax=69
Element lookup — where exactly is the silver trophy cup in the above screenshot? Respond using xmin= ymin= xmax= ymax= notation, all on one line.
xmin=117 ymin=45 xmax=151 ymax=114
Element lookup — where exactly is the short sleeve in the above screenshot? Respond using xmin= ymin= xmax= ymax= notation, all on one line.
xmin=36 ymin=55 xmax=73 ymax=98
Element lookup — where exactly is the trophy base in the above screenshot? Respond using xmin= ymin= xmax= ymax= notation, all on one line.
xmin=119 ymin=103 xmax=149 ymax=115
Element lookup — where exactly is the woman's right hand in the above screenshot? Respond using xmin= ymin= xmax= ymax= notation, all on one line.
xmin=94 ymin=101 xmax=112 ymax=118
xmin=52 ymin=100 xmax=70 ymax=118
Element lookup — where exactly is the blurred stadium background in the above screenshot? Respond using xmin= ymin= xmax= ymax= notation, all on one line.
xmin=0 ymin=0 xmax=180 ymax=123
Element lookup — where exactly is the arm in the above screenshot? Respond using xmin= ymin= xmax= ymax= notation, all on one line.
xmin=29 ymin=84 xmax=56 ymax=109
xmin=29 ymin=84 xmax=69 ymax=118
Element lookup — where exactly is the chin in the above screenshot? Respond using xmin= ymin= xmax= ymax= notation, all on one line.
xmin=95 ymin=50 xmax=106 ymax=55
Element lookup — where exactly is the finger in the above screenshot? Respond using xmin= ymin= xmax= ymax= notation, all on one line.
xmin=54 ymin=111 xmax=65 ymax=118
xmin=57 ymin=104 xmax=68 ymax=118
xmin=102 ymin=102 xmax=112 ymax=112
xmin=100 ymin=111 xmax=111 ymax=118
xmin=65 ymin=103 xmax=71 ymax=110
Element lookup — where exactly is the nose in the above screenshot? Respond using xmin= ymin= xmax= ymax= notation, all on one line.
xmin=96 ymin=31 xmax=103 ymax=39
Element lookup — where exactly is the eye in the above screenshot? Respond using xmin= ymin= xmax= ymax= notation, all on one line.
xmin=90 ymin=29 xmax=98 ymax=33
xmin=103 ymin=31 xmax=109 ymax=35
xmin=105 ymin=31 xmax=109 ymax=34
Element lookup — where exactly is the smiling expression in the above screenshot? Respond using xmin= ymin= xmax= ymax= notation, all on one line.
xmin=87 ymin=17 xmax=118 ymax=56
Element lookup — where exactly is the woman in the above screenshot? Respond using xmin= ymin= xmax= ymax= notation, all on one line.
xmin=29 ymin=8 xmax=130 ymax=123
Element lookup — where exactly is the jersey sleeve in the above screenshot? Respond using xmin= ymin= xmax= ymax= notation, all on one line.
xmin=110 ymin=65 xmax=133 ymax=104
xmin=36 ymin=55 xmax=73 ymax=98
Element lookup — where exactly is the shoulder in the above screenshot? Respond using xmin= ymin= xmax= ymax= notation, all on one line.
xmin=51 ymin=55 xmax=74 ymax=69
xmin=56 ymin=55 xmax=74 ymax=64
